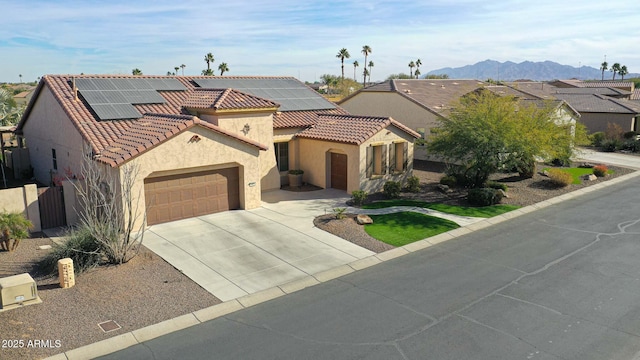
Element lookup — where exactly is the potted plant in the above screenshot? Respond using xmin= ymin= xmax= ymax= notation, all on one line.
xmin=0 ymin=211 xmax=33 ymax=252
xmin=288 ymin=169 xmax=304 ymax=187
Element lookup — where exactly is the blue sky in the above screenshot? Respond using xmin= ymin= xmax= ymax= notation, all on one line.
xmin=1 ymin=0 xmax=638 ymax=83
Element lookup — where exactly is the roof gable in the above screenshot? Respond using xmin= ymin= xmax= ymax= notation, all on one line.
xmin=183 ymin=88 xmax=279 ymax=111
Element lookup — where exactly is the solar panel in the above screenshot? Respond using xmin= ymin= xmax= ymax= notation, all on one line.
xmin=91 ymin=104 xmax=141 ymax=120
xmin=193 ymin=78 xmax=335 ymax=111
xmin=108 ymin=78 xmax=138 ymax=90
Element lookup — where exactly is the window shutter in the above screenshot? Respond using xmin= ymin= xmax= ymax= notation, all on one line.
xmin=381 ymin=144 xmax=388 ymax=175
xmin=388 ymin=144 xmax=396 ymax=173
xmin=403 ymin=142 xmax=408 ymax=170
xmin=366 ymin=146 xmax=373 ymax=178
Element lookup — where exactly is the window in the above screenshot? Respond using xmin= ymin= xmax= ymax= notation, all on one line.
xmin=389 ymin=142 xmax=408 ymax=173
xmin=52 ymin=148 xmax=57 ymax=170
xmin=366 ymin=144 xmax=387 ymax=178
xmin=274 ymin=142 xmax=289 ymax=172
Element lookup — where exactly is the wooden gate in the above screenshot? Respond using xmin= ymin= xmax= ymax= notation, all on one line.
xmin=37 ymin=187 xmax=67 ymax=229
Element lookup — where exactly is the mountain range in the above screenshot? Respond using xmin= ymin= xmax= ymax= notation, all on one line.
xmin=427 ymin=60 xmax=639 ymax=81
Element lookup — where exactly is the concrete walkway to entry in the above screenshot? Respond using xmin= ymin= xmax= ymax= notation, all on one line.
xmin=143 ymin=189 xmax=374 ymax=302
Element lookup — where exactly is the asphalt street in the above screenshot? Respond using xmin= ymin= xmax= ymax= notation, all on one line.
xmin=99 ymin=175 xmax=640 ymax=360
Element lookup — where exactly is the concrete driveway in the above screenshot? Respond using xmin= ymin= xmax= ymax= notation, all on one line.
xmin=143 ymin=189 xmax=374 ymax=302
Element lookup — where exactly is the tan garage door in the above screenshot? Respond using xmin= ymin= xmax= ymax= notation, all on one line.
xmin=144 ymin=167 xmax=240 ymax=225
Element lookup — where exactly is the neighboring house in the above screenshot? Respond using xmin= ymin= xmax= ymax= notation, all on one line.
xmin=15 ymin=75 xmax=418 ymax=226
xmin=553 ymin=93 xmax=640 ymax=133
xmin=549 ymin=80 xmax=635 ymax=93
xmin=339 ymin=79 xmax=487 ymax=138
xmin=13 ymin=90 xmax=34 ymax=106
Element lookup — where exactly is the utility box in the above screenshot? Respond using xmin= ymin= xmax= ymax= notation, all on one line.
xmin=0 ymin=273 xmax=41 ymax=311
xmin=58 ymin=258 xmax=75 ymax=288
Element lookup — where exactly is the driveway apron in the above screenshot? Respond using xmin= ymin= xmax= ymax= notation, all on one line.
xmin=143 ymin=189 xmax=374 ymax=302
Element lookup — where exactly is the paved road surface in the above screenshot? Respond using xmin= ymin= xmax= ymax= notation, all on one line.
xmin=100 ymin=175 xmax=640 ymax=360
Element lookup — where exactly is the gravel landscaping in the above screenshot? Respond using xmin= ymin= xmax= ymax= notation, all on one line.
xmin=314 ymin=160 xmax=634 ymax=252
xmin=0 ymin=238 xmax=221 ymax=360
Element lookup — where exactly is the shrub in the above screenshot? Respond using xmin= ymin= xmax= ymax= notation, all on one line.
xmin=547 ymin=168 xmax=573 ymax=187
xmin=406 ymin=176 xmax=421 ymax=192
xmin=439 ymin=175 xmax=457 ymax=187
xmin=383 ymin=181 xmax=401 ymax=199
xmin=38 ymin=226 xmax=103 ymax=275
xmin=623 ymin=131 xmax=638 ymax=139
xmin=288 ymin=169 xmax=304 ymax=175
xmin=467 ymin=188 xmax=503 ymax=206
xmin=590 ymin=132 xmax=606 ymax=147
xmin=593 ymin=164 xmax=608 ymax=177
xmin=515 ymin=157 xmax=536 ymax=178
xmin=351 ymin=190 xmax=368 ymax=206
xmin=485 ymin=181 xmax=507 ymax=192
xmin=332 ymin=207 xmax=347 ymax=219
xmin=600 ymin=138 xmax=621 ymax=152
xmin=0 ymin=212 xmax=33 ymax=252
xmin=621 ymin=139 xmax=640 ymax=152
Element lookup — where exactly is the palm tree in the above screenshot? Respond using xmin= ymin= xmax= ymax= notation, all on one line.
xmin=353 ymin=61 xmax=359 ymax=81
xmin=363 ymin=68 xmax=370 ymax=87
xmin=336 ymin=48 xmax=350 ymax=80
xmin=131 ymin=68 xmax=142 ymax=75
xmin=611 ymin=63 xmax=621 ymax=80
xmin=619 ymin=65 xmax=628 ymax=81
xmin=361 ymin=45 xmax=372 ymax=86
xmin=166 ymin=71 xmax=173 ymax=76
xmin=204 ymin=52 xmax=215 ymax=71
xmin=408 ymin=61 xmax=415 ymax=78
xmin=180 ymin=64 xmax=186 ymax=76
xmin=600 ymin=61 xmax=608 ymax=81
xmin=415 ymin=58 xmax=422 ymax=73
xmin=368 ymin=61 xmax=374 ymax=84
xmin=218 ymin=62 xmax=229 ymax=76
xmin=19 ymin=74 xmax=22 ymax=83
xmin=201 ymin=69 xmax=214 ymax=76
xmin=414 ymin=68 xmax=421 ymax=79
xmin=174 ymin=66 xmax=179 ymax=76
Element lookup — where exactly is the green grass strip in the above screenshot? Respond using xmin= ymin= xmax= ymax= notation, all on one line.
xmin=361 ymin=199 xmax=519 ymax=218
xmin=364 ymin=212 xmax=459 ymax=247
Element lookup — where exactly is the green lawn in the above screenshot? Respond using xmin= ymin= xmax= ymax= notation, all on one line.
xmin=362 ymin=199 xmax=519 ymax=218
xmin=365 ymin=212 xmax=460 ymax=247
xmin=543 ymin=167 xmax=614 ymax=184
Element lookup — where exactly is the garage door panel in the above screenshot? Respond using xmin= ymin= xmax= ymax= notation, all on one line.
xmin=145 ymin=167 xmax=240 ymax=225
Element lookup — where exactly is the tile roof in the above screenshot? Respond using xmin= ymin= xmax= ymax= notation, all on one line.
xmin=296 ymin=114 xmax=420 ymax=145
xmin=485 ymin=85 xmax=542 ymax=100
xmin=183 ymin=88 xmax=279 ymax=111
xmin=98 ymin=113 xmax=268 ymax=166
xmin=632 ymin=89 xmax=640 ymax=101
xmin=16 ymin=74 xmax=343 ymax=167
xmin=554 ymin=94 xmax=640 ymax=114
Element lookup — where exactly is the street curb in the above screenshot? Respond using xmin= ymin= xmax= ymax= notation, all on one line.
xmin=46 ymin=169 xmax=640 ymax=360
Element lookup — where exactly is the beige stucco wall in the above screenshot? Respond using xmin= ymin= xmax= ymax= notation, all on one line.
xmin=579 ymin=112 xmax=637 ymax=133
xmin=21 ymin=85 xmax=85 ymax=185
xmin=0 ymin=184 xmax=41 ymax=232
xmin=201 ymin=112 xmax=280 ymax=191
xmin=298 ymin=139 xmax=360 ymax=192
xmin=359 ymin=127 xmax=415 ymax=193
xmin=124 ymin=125 xmax=263 ymax=228
xmin=341 ymin=92 xmax=441 ymax=137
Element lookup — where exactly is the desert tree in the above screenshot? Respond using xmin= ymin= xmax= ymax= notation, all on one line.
xmin=408 ymin=61 xmax=415 ymax=78
xmin=361 ymin=45 xmax=372 ymax=85
xmin=427 ymin=91 xmax=587 ymax=187
xmin=72 ymin=146 xmax=145 ymax=264
xmin=414 ymin=68 xmax=421 ymax=79
xmin=131 ymin=68 xmax=142 ymax=75
xmin=218 ymin=62 xmax=229 ymax=76
xmin=336 ymin=48 xmax=350 ymax=80
xmin=619 ymin=65 xmax=628 ymax=81
xmin=201 ymin=68 xmax=214 ymax=76
xmin=204 ymin=52 xmax=215 ymax=71
xmin=600 ymin=61 xmax=608 ymax=81
xmin=611 ymin=63 xmax=621 ymax=80
xmin=353 ymin=60 xmax=359 ymax=80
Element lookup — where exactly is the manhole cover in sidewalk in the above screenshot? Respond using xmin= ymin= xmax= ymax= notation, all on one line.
xmin=98 ymin=320 xmax=121 ymax=333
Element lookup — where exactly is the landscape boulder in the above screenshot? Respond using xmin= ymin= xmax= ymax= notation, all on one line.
xmin=437 ymin=184 xmax=452 ymax=193
xmin=581 ymin=174 xmax=597 ymax=181
xmin=356 ymin=214 xmax=373 ymax=225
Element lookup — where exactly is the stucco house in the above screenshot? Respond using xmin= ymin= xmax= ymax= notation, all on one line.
xmin=15 ymin=75 xmax=418 ymax=226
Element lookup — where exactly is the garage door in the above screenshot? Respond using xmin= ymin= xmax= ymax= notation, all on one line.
xmin=330 ymin=153 xmax=347 ymax=190
xmin=144 ymin=167 xmax=240 ymax=225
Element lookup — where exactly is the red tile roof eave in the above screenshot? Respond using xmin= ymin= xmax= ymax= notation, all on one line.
xmin=99 ymin=119 xmax=268 ymax=167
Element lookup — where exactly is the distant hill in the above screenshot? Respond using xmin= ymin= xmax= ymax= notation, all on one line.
xmin=427 ymin=60 xmax=639 ymax=81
